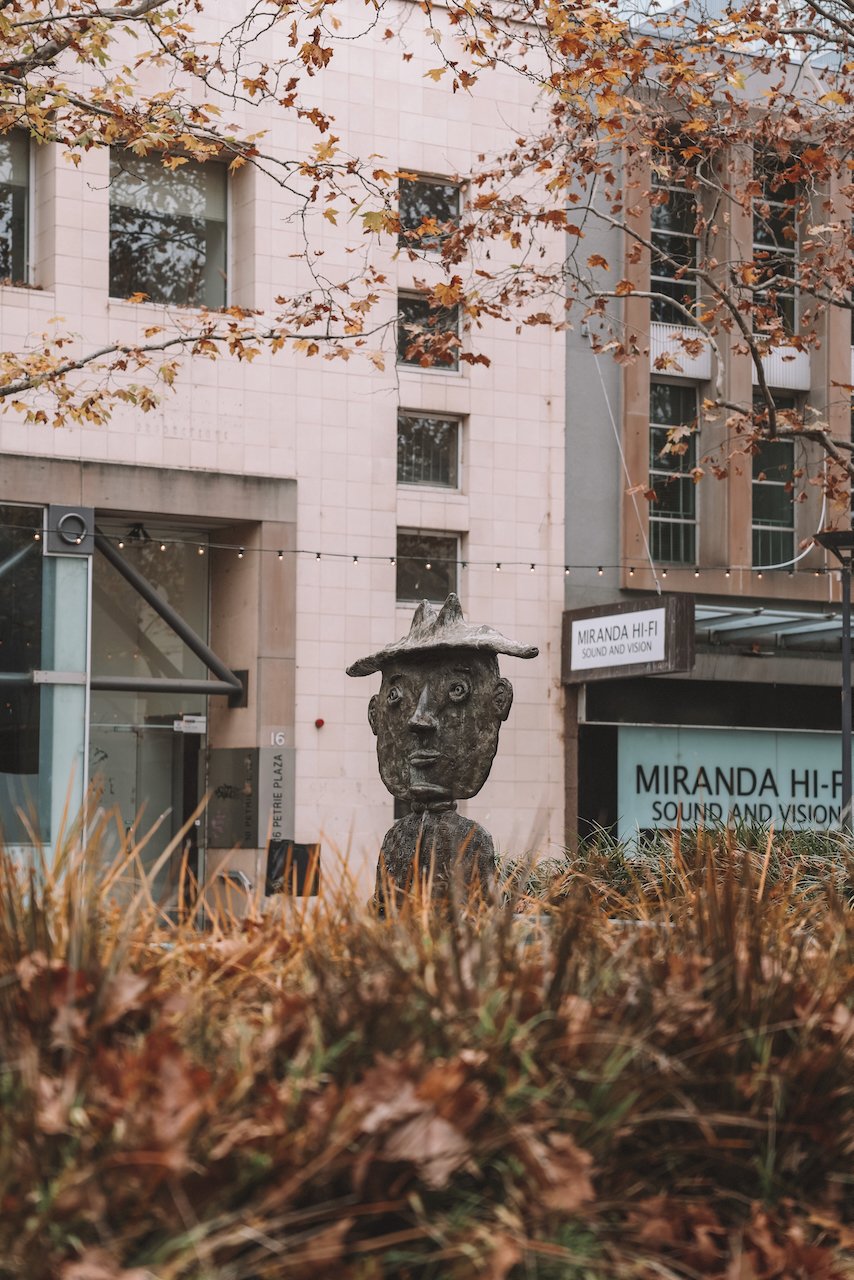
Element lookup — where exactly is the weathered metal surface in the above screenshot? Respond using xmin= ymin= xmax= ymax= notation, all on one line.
xmin=348 ymin=593 xmax=537 ymax=910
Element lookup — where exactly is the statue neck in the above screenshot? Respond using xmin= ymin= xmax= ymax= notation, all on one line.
xmin=409 ymin=798 xmax=457 ymax=815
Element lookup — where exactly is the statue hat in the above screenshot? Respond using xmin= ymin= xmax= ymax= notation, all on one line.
xmin=346 ymin=593 xmax=538 ymax=677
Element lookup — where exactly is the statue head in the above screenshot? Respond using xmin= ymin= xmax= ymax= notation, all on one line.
xmin=347 ymin=594 xmax=538 ymax=805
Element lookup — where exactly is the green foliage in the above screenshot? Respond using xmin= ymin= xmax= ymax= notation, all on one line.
xmin=0 ymin=825 xmax=852 ymax=1279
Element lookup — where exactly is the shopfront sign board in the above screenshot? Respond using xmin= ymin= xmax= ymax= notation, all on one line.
xmin=618 ymin=724 xmax=850 ymax=839
xmin=563 ymin=595 xmax=694 ymax=684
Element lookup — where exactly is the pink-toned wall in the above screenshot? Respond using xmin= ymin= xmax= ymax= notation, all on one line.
xmin=0 ymin=3 xmax=567 ymax=891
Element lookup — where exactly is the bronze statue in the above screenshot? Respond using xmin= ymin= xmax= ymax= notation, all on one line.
xmin=347 ymin=593 xmax=538 ymax=910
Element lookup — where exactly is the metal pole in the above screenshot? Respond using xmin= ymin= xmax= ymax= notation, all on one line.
xmin=842 ymin=557 xmax=852 ymax=832
xmin=90 ymin=675 xmax=238 ymax=698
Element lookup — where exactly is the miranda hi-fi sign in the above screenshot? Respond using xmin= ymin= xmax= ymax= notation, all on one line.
xmin=562 ymin=595 xmax=694 ymax=684
xmin=618 ymin=725 xmax=851 ymax=838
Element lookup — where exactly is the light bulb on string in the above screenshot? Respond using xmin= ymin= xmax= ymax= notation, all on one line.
xmin=390 ymin=556 xmax=396 ymax=566
xmin=425 ymin=561 xmax=432 ymax=571
xmin=662 ymin=569 xmax=668 ymax=578
xmin=33 ymin=531 xmax=40 ymax=542
xmin=495 ymin=563 xmax=501 ymax=572
xmin=315 ymin=552 xmax=321 ymax=561
xmin=237 ymin=547 xmax=244 ymax=560
xmin=198 ymin=546 xmax=205 ymax=556
xmin=564 ymin=566 xmax=570 ymax=575
xmin=530 ymin=563 xmax=535 ymax=572
xmin=353 ymin=556 xmax=359 ymax=564
xmin=278 ymin=550 xmax=283 ymax=561
xmin=629 ymin=567 xmax=634 ymax=577
xmin=597 ymin=567 xmax=603 ymax=576
xmin=725 ymin=569 xmax=731 ymax=578
xmin=160 ymin=543 xmax=166 ymax=552
xmin=118 ymin=540 xmax=125 ymax=549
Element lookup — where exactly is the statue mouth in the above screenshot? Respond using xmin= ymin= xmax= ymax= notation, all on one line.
xmin=409 ymin=751 xmax=440 ymax=767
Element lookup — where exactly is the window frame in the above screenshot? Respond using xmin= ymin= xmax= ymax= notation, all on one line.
xmin=0 ymin=131 xmax=31 ymax=287
xmin=752 ymin=153 xmax=799 ymax=336
xmin=398 ymin=174 xmax=462 ymax=253
xmin=108 ymin=149 xmax=229 ymax=310
xmin=396 ymin=290 xmax=461 ymax=371
xmin=650 ymin=158 xmax=700 ymax=328
xmin=648 ymin=380 xmax=699 ymax=567
xmin=396 ymin=410 xmax=462 ymax=490
xmin=395 ymin=529 xmax=460 ymax=604
xmin=751 ymin=397 xmax=798 ymax=570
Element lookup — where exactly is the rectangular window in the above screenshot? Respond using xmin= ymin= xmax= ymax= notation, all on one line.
xmin=651 ymin=158 xmax=699 ymax=326
xmin=399 ymin=176 xmax=460 ymax=250
xmin=752 ymin=437 xmax=795 ymax=569
xmin=649 ymin=382 xmax=698 ymax=565
xmin=397 ymin=293 xmax=460 ymax=369
xmin=0 ymin=504 xmax=43 ymax=842
xmin=397 ymin=412 xmax=460 ymax=488
xmin=753 ymin=155 xmax=798 ymax=334
xmin=109 ymin=151 xmax=227 ymax=308
xmin=396 ymin=531 xmax=458 ymax=602
xmin=0 ymin=132 xmax=29 ymax=284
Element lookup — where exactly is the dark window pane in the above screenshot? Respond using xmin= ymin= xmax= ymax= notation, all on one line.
xmin=110 ymin=152 xmax=227 ymax=307
xmin=650 ymin=382 xmax=697 ymax=427
xmin=650 ymin=521 xmax=695 ymax=564
xmin=399 ymin=178 xmax=460 ymax=249
xmin=651 ymin=189 xmax=696 ymax=234
xmin=752 ymin=435 xmax=794 ymax=567
xmin=752 ymin=438 xmax=793 ymax=481
xmin=649 ymin=475 xmax=696 ymax=519
xmin=397 ymin=414 xmax=459 ymax=487
xmin=396 ymin=532 xmax=458 ymax=602
xmin=752 ymin=483 xmax=792 ymax=526
xmin=397 ymin=294 xmax=460 ymax=368
xmin=0 ymin=505 xmax=43 ymax=837
xmin=753 ymin=526 xmax=793 ymax=567
xmin=650 ymin=424 xmax=696 ymax=473
xmin=0 ymin=133 xmax=29 ymax=283
xmin=649 ymin=383 xmax=697 ymax=566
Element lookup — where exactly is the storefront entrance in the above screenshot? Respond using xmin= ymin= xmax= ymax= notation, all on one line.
xmin=89 ymin=716 xmax=203 ymax=909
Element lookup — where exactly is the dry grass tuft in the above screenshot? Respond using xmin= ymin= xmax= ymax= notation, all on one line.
xmin=0 ymin=822 xmax=852 ymax=1278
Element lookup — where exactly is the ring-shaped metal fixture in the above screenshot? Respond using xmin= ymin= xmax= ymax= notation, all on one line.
xmin=57 ymin=511 xmax=89 ymax=546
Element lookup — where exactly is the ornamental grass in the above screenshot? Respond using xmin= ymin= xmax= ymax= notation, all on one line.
xmin=0 ymin=817 xmax=852 ymax=1279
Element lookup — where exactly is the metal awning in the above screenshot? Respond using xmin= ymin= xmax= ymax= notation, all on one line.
xmin=696 ymin=603 xmax=844 ymax=652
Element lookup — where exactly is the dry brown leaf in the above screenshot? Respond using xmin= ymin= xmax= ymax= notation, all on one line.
xmin=98 ymin=972 xmax=149 ymax=1028
xmin=61 ymin=1249 xmax=151 ymax=1280
xmin=483 ymin=1233 xmax=524 ymax=1279
xmin=381 ymin=1109 xmax=470 ymax=1189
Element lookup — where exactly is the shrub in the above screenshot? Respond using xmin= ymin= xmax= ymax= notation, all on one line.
xmin=0 ymin=821 xmax=852 ymax=1278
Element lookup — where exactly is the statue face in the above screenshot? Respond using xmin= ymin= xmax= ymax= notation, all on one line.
xmin=368 ymin=650 xmax=513 ymax=803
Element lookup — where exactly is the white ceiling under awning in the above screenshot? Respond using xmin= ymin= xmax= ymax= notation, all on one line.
xmin=695 ymin=603 xmax=846 ymax=652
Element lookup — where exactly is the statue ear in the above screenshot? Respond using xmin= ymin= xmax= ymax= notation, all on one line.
xmin=368 ymin=693 xmax=379 ymax=736
xmin=492 ymin=677 xmax=513 ymax=722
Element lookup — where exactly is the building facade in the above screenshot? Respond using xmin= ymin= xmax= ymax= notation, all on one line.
xmin=564 ymin=138 xmax=853 ymax=842
xmin=0 ymin=6 xmax=566 ymax=903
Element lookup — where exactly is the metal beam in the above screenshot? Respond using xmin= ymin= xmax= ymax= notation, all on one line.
xmin=94 ymin=530 xmax=244 ymax=705
xmin=90 ymin=676 xmax=238 ymax=698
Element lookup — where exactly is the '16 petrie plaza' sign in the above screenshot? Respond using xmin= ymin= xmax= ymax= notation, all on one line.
xmin=562 ymin=595 xmax=694 ymax=684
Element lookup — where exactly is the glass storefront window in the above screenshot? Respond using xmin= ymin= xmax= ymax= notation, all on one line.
xmin=89 ymin=526 xmax=210 ymax=910
xmin=0 ymin=505 xmax=42 ymax=842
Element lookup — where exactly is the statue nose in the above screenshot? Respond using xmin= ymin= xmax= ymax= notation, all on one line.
xmin=409 ymin=685 xmax=438 ymax=733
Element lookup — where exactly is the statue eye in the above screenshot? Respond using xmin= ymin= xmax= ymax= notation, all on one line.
xmin=448 ymin=678 xmax=470 ymax=703
xmin=387 ymin=685 xmax=403 ymax=706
